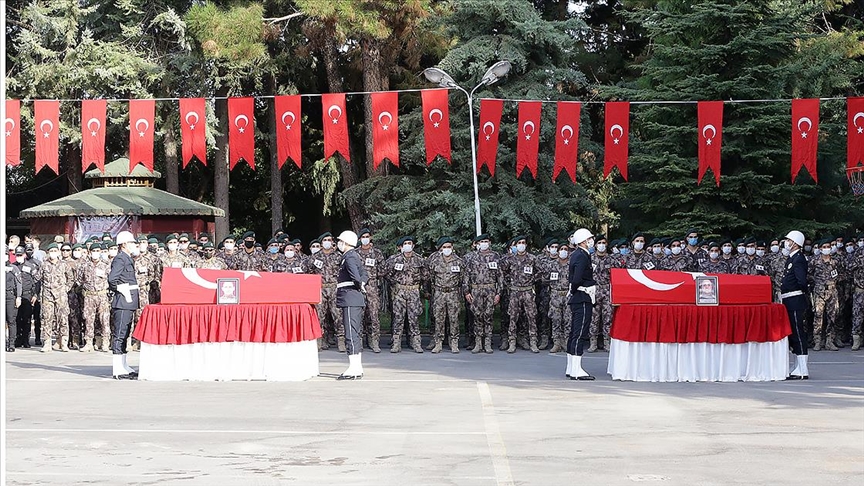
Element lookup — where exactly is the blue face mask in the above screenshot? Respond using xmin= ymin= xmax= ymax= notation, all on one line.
xmin=687 ymin=237 xmax=698 ymax=246
xmin=588 ymin=246 xmax=595 ymax=254
xmin=664 ymin=248 xmax=672 ymax=256
xmin=620 ymin=248 xmax=630 ymax=256
xmin=268 ymin=247 xmax=279 ymax=254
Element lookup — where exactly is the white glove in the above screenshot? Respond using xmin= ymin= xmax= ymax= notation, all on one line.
xmin=360 ymin=282 xmax=367 ymax=294
xmin=116 ymin=283 xmax=133 ymax=304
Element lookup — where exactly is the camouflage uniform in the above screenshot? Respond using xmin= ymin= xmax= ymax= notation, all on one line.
xmin=719 ymin=256 xmax=738 ymax=274
xmin=662 ymin=254 xmax=692 ymax=272
xmin=544 ymin=256 xmax=571 ymax=353
xmin=463 ymin=250 xmax=503 ymax=353
xmin=699 ymin=259 xmax=731 ymax=275
xmin=39 ymin=258 xmax=75 ymax=349
xmin=590 ymin=251 xmax=621 ymax=351
xmin=77 ymin=258 xmax=111 ymax=351
xmin=228 ymin=248 xmax=265 ymax=272
xmin=684 ymin=247 xmax=709 ymax=271
xmin=737 ymin=256 xmax=768 ymax=276
xmin=808 ymin=255 xmax=842 ymax=350
xmin=160 ymin=251 xmax=191 ymax=270
xmin=197 ymin=256 xmax=228 ymax=270
xmin=624 ymin=251 xmax=655 ymax=271
xmin=356 ymin=245 xmax=385 ymax=352
xmin=498 ymin=252 xmax=538 ymax=353
xmin=768 ymin=253 xmax=787 ymax=302
xmin=850 ymin=249 xmax=863 ymax=349
xmin=535 ymin=251 xmax=557 ymax=350
xmin=427 ymin=251 xmax=464 ymax=353
xmin=261 ymin=254 xmax=289 ymax=273
xmin=306 ymin=250 xmax=342 ymax=350
xmin=63 ymin=256 xmax=84 ymax=348
xmin=382 ymin=252 xmax=428 ymax=352
xmin=181 ymin=249 xmax=201 ymax=266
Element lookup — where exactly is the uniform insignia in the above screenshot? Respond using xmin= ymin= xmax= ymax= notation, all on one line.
xmin=292 ymin=267 xmax=303 ymax=274
xmin=22 ymin=266 xmax=31 ymax=273
xmin=756 ymin=265 xmax=764 ymax=272
xmin=487 ymin=262 xmax=498 ymax=270
xmin=830 ymin=270 xmax=838 ymax=278
xmin=787 ymin=264 xmax=792 ymax=270
xmin=450 ymin=265 xmax=460 ymax=273
xmin=395 ymin=263 xmax=404 ymax=271
xmin=550 ymin=272 xmax=559 ymax=281
xmin=96 ymin=269 xmax=106 ymax=277
xmin=591 ymin=263 xmax=597 ymax=271
xmin=523 ymin=266 xmax=533 ymax=275
xmin=314 ymin=259 xmax=324 ymax=269
xmin=644 ymin=262 xmax=655 ymax=270
xmin=170 ymin=262 xmax=182 ymax=268
xmin=365 ymin=258 xmax=376 ymax=267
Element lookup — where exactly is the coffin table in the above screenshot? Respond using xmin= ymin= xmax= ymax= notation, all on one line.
xmin=607 ymin=304 xmax=791 ymax=382
xmin=132 ymin=303 xmax=322 ymax=381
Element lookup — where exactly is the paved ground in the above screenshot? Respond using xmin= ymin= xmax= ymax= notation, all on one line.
xmin=4 ymin=342 xmax=864 ymax=486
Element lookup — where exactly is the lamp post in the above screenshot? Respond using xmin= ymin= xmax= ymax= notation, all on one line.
xmin=423 ymin=61 xmax=511 ymax=237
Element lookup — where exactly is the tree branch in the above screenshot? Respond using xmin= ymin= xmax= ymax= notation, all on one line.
xmin=263 ymin=12 xmax=304 ymax=24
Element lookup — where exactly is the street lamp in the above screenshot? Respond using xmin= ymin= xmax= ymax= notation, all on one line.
xmin=423 ymin=61 xmax=511 ymax=237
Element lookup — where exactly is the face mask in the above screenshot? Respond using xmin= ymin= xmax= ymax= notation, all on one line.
xmin=709 ymin=251 xmax=719 ymax=260
xmin=322 ymin=241 xmax=333 ymax=250
xmin=516 ymin=243 xmax=526 ymax=253
xmin=360 ymin=237 xmax=371 ymax=246
xmin=722 ymin=246 xmax=732 ymax=255
xmin=548 ymin=247 xmax=558 ymax=256
xmin=858 ymin=241 xmax=864 ymax=248
xmin=179 ymin=242 xmax=189 ymax=250
xmin=782 ymin=248 xmax=790 ymax=256
xmin=746 ymin=247 xmax=756 ymax=256
xmin=687 ymin=237 xmax=698 ymax=246
xmin=830 ymin=247 xmax=837 ymax=255
xmin=224 ymin=243 xmax=235 ymax=251
xmin=442 ymin=248 xmax=453 ymax=257
xmin=479 ymin=242 xmax=490 ymax=251
xmin=268 ymin=247 xmax=279 ymax=254
xmin=836 ymin=242 xmax=844 ymax=249
xmin=168 ymin=243 xmax=178 ymax=252
xmin=586 ymin=238 xmax=595 ymax=249
xmin=588 ymin=247 xmax=595 ymax=255
xmin=244 ymin=240 xmax=255 ymax=249
xmin=784 ymin=240 xmax=793 ymax=251
xmin=311 ymin=247 xmax=321 ymax=254
xmin=108 ymin=249 xmax=118 ymax=258
xmin=620 ymin=248 xmax=630 ymax=256
xmin=91 ymin=253 xmax=101 ymax=261
xmin=756 ymin=250 xmax=765 ymax=257
xmin=131 ymin=246 xmax=140 ymax=257
xmin=285 ymin=250 xmax=295 ymax=259
xmin=101 ymin=253 xmax=109 ymax=260
xmin=558 ymin=249 xmax=569 ymax=259
xmin=737 ymin=246 xmax=745 ymax=254
xmin=139 ymin=243 xmax=149 ymax=253
xmin=804 ymin=245 xmax=812 ymax=252
xmin=612 ymin=247 xmax=619 ymax=254
xmin=596 ymin=244 xmax=607 ymax=253
xmin=770 ymin=245 xmax=780 ymax=253
xmin=664 ymin=248 xmax=672 ymax=256
xmin=652 ymin=247 xmax=662 ymax=255
xmin=509 ymin=247 xmax=517 ymax=254
xmin=337 ymin=241 xmax=347 ymax=253
xmin=847 ymin=246 xmax=855 ymax=254
xmin=157 ymin=248 xmax=165 ymax=256
xmin=633 ymin=242 xmax=644 ymax=251
xmin=402 ymin=244 xmax=413 ymax=254
xmin=671 ymin=247 xmax=682 ymax=255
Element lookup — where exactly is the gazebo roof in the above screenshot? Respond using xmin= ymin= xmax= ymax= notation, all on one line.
xmin=85 ymin=158 xmax=161 ymax=179
xmin=19 ymin=186 xmax=225 ymax=218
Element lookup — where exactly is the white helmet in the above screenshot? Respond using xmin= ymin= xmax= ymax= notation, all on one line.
xmin=785 ymin=230 xmax=805 ymax=248
xmin=338 ymin=230 xmax=358 ymax=248
xmin=571 ymin=228 xmax=594 ymax=245
xmin=116 ymin=231 xmax=135 ymax=246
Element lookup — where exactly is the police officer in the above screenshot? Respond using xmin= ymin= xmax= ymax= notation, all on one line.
xmin=336 ymin=231 xmax=368 ymax=380
xmin=108 ymin=231 xmax=140 ymax=380
xmin=781 ymin=230 xmax=809 ymax=380
xmin=5 ymin=251 xmax=22 ymax=352
xmin=14 ymin=246 xmax=40 ymax=348
xmin=567 ymin=228 xmax=596 ymax=380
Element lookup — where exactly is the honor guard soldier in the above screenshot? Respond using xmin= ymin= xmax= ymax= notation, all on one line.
xmin=382 ymin=236 xmax=428 ymax=353
xmin=566 ymin=229 xmax=597 ymax=380
xmin=427 ymin=236 xmax=464 ymax=354
xmin=78 ymin=243 xmax=112 ymax=352
xmin=336 ymin=231 xmax=369 ymax=380
xmin=355 ymin=229 xmax=385 ymax=353
xmin=501 ymin=236 xmax=540 ymax=353
xmin=781 ymin=231 xmax=810 ymax=379
xmin=589 ymin=235 xmax=620 ymax=352
xmin=108 ymin=231 xmax=140 ymax=380
xmin=39 ymin=243 xmax=75 ymax=353
xmin=462 ymin=234 xmax=503 ymax=354
xmin=544 ymin=241 xmax=571 ymax=354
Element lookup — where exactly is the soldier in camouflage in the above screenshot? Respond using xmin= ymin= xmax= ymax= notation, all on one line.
xmin=262 ymin=238 xmax=288 ymax=272
xmin=161 ymin=234 xmax=191 ymax=270
xmin=61 ymin=242 xmax=84 ymax=350
xmin=77 ymin=243 xmax=112 ymax=352
xmin=850 ymin=235 xmax=864 ymax=350
xmin=39 ymin=243 xmax=75 ymax=352
xmin=809 ymin=239 xmax=842 ymax=351
xmin=589 ymin=235 xmax=620 ymax=352
xmin=382 ymin=236 xmax=428 ymax=353
xmin=662 ymin=239 xmax=692 ymax=272
xmin=683 ymin=229 xmax=709 ymax=271
xmin=699 ymin=242 xmax=732 ymax=274
xmin=427 ymin=237 xmax=463 ymax=354
xmin=544 ymin=241 xmax=571 ymax=354
xmin=624 ymin=233 xmax=655 ymax=270
xmin=178 ymin=233 xmax=201 ymax=266
xmin=355 ymin=229 xmax=385 ymax=353
xmin=197 ymin=243 xmax=228 ymax=269
xmin=535 ymin=238 xmax=559 ymax=350
xmin=463 ymin=234 xmax=503 ymax=354
xmin=306 ymin=232 xmax=343 ymax=351
xmin=719 ymin=240 xmax=738 ymax=274
xmin=279 ymin=244 xmax=305 ymax=274
xmin=501 ymin=236 xmax=540 ymax=353
xmin=130 ymin=235 xmax=158 ymax=351
xmin=737 ymin=238 xmax=768 ymax=276
xmin=228 ymin=231 xmax=265 ymax=272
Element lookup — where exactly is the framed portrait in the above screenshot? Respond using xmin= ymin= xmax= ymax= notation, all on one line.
xmin=695 ymin=276 xmax=719 ymax=306
xmin=217 ymin=278 xmax=240 ymax=305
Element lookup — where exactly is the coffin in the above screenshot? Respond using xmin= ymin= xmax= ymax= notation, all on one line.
xmin=610 ymin=269 xmax=771 ymax=305
xmin=160 ymin=268 xmax=322 ymax=305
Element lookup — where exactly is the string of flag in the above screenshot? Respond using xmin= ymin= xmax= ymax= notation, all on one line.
xmin=4 ymin=92 xmax=864 ymax=187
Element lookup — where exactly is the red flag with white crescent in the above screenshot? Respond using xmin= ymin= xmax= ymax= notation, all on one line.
xmin=421 ymin=88 xmax=451 ymax=164
xmin=516 ymin=101 xmax=542 ymax=178
xmin=275 ymin=95 xmax=301 ymax=169
xmin=35 ymin=100 xmax=60 ymax=175
xmin=228 ymin=97 xmax=255 ymax=170
xmin=791 ymin=98 xmax=819 ymax=183
xmin=371 ymin=91 xmax=399 ymax=168
xmin=81 ymin=99 xmax=107 ymax=173
xmin=697 ymin=101 xmax=723 ymax=186
xmin=553 ymin=101 xmax=580 ymax=182
xmin=129 ymin=99 xmax=155 ymax=172
xmin=180 ymin=98 xmax=207 ymax=168
xmin=848 ymin=97 xmax=864 ymax=169
xmin=322 ymin=93 xmax=349 ymax=163
xmin=477 ymin=99 xmax=503 ymax=176
xmin=604 ymin=101 xmax=629 ymax=181
xmin=5 ymin=99 xmax=20 ymax=167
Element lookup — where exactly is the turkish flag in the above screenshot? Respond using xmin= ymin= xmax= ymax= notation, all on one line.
xmin=275 ymin=95 xmax=301 ymax=169
xmin=697 ymin=101 xmax=723 ymax=186
xmin=228 ymin=97 xmax=255 ymax=170
xmin=129 ymin=99 xmax=155 ymax=172
xmin=516 ymin=101 xmax=542 ymax=178
xmin=5 ymin=99 xmax=20 ymax=167
xmin=553 ymin=101 xmax=580 ymax=182
xmin=81 ymin=100 xmax=107 ymax=173
xmin=604 ymin=101 xmax=629 ymax=181
xmin=848 ymin=97 xmax=864 ymax=169
xmin=421 ymin=88 xmax=451 ymax=164
xmin=180 ymin=98 xmax=207 ymax=168
xmin=322 ymin=93 xmax=349 ymax=163
xmin=34 ymin=100 xmax=60 ymax=175
xmin=791 ymin=98 xmax=819 ymax=183
xmin=371 ymin=91 xmax=399 ymax=168
xmin=477 ymin=99 xmax=504 ymax=176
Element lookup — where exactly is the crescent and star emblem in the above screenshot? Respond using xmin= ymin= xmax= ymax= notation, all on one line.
xmin=328 ymin=105 xmax=342 ymax=124
xmin=135 ymin=118 xmax=149 ymax=137
xmin=609 ymin=124 xmax=623 ymax=144
xmin=627 ymin=270 xmax=685 ymax=292
xmin=185 ymin=111 xmax=199 ymax=130
xmin=796 ymin=117 xmax=812 ymax=139
xmin=233 ymin=114 xmax=249 ymax=133
xmin=5 ymin=118 xmax=15 ymax=137
xmin=378 ymin=111 xmax=393 ymax=130
xmin=281 ymin=111 xmax=296 ymax=130
xmin=702 ymin=124 xmax=716 ymax=145
xmin=560 ymin=124 xmax=573 ymax=145
xmin=522 ymin=120 xmax=535 ymax=140
xmin=853 ymin=112 xmax=864 ymax=134
xmin=87 ymin=118 xmax=101 ymax=137
xmin=428 ymin=108 xmax=443 ymax=128
xmin=39 ymin=120 xmax=54 ymax=138
xmin=482 ymin=121 xmax=495 ymax=141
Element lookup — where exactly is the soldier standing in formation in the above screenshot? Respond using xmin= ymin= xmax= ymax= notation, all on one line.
xmin=355 ymin=229 xmax=385 ymax=353
xmin=383 ymin=236 xmax=427 ymax=353
xmin=14 ymin=246 xmax=40 ymax=348
xmin=307 ymin=233 xmax=343 ymax=350
xmin=535 ymin=238 xmax=559 ymax=350
xmin=427 ymin=236 xmax=463 ymax=354
xmin=39 ymin=243 xmax=75 ymax=353
xmin=501 ymin=236 xmax=540 ymax=353
xmin=809 ymin=239 xmax=842 ymax=351
xmin=589 ymin=235 xmax=619 ymax=352
xmin=198 ymin=243 xmax=228 ymax=269
xmin=77 ymin=243 xmax=112 ymax=352
xmin=544 ymin=240 xmax=571 ymax=354
xmin=463 ymin=235 xmax=502 ymax=354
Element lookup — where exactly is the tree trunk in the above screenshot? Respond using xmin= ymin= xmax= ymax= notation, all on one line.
xmin=214 ymin=85 xmax=230 ymax=240
xmin=66 ymin=145 xmax=82 ymax=194
xmin=362 ymin=37 xmax=386 ymax=179
xmin=268 ymin=75 xmax=283 ymax=235
xmin=164 ymin=115 xmax=180 ymax=195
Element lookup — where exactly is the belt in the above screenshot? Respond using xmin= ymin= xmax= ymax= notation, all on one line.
xmin=336 ymin=281 xmax=356 ymax=289
xmin=472 ymin=284 xmax=496 ymax=289
xmin=321 ymin=283 xmax=337 ymax=289
xmin=551 ymin=288 xmax=569 ymax=294
xmin=510 ymin=286 xmax=534 ymax=292
xmin=780 ymin=290 xmax=803 ymax=299
xmin=83 ymin=290 xmax=107 ymax=296
xmin=435 ymin=286 xmax=459 ymax=292
xmin=394 ymin=284 xmax=420 ymax=290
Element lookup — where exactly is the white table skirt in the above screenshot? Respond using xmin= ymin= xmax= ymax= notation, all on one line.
xmin=138 ymin=340 xmax=320 ymax=381
xmin=607 ymin=337 xmax=789 ymax=382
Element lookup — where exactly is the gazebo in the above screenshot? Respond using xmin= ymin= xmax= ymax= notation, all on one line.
xmin=19 ymin=158 xmax=224 ymax=242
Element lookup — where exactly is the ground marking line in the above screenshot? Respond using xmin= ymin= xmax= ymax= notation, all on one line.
xmin=7 ymin=428 xmax=485 ymax=435
xmin=477 ymin=381 xmax=515 ymax=486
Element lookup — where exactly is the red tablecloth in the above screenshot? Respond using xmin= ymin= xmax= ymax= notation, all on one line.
xmin=133 ymin=304 xmax=322 ymax=345
xmin=610 ymin=304 xmax=790 ymax=344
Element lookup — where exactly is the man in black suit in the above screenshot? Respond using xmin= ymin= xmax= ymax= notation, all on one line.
xmin=567 ymin=228 xmax=597 ymax=380
xmin=781 ymin=230 xmax=810 ymax=380
xmin=108 ymin=231 xmax=140 ymax=380
xmin=336 ymin=230 xmax=369 ymax=380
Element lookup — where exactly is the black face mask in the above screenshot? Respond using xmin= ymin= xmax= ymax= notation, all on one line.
xmin=244 ymin=240 xmax=255 ymax=249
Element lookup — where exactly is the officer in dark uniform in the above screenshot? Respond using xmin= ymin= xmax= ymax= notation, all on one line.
xmin=108 ymin=231 xmax=140 ymax=380
xmin=335 ymin=230 xmax=369 ymax=380
xmin=781 ymin=230 xmax=810 ymax=380
xmin=5 ymin=251 xmax=22 ymax=352
xmin=567 ymin=228 xmax=597 ymax=381
xmin=14 ymin=246 xmax=40 ymax=348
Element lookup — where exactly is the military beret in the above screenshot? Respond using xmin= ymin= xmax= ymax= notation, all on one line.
xmin=72 ymin=243 xmax=84 ymax=250
xmin=632 ymin=232 xmax=644 ymax=241
xmin=137 ymin=235 xmax=148 ymax=242
xmin=274 ymin=228 xmax=284 ymax=235
xmin=358 ymin=228 xmax=372 ymax=237
xmin=242 ymin=231 xmax=255 ymax=239
xmin=290 ymin=239 xmax=301 ymax=245
xmin=513 ymin=235 xmax=528 ymax=243
xmin=147 ymin=234 xmax=158 ymax=240
xmin=101 ymin=232 xmax=111 ymax=239
xmin=437 ymin=236 xmax=454 ymax=248
xmin=318 ymin=232 xmax=333 ymax=240
xmin=397 ymin=236 xmax=416 ymax=246
xmin=45 ymin=243 xmax=59 ymax=251
xmin=744 ymin=237 xmax=756 ymax=245
xmin=108 ymin=240 xmax=118 ymax=248
xmin=267 ymin=238 xmax=279 ymax=246
xmin=544 ymin=237 xmax=557 ymax=247
xmin=756 ymin=240 xmax=766 ymax=247
xmin=310 ymin=238 xmax=322 ymax=245
xmin=594 ymin=234 xmax=607 ymax=243
xmin=720 ymin=239 xmax=732 ymax=246
xmin=254 ymin=243 xmax=262 ymax=248
xmin=148 ymin=237 xmax=158 ymax=244
xmin=188 ymin=241 xmax=198 ymax=247
xmin=223 ymin=235 xmax=237 ymax=242
xmin=276 ymin=234 xmax=289 ymax=241
xmin=708 ymin=241 xmax=720 ymax=249
xmin=857 ymin=233 xmax=864 ymax=239
xmin=202 ymin=242 xmax=215 ymax=249
xmin=649 ymin=238 xmax=661 ymax=246
xmin=158 ymin=242 xmax=166 ymax=249
xmin=661 ymin=238 xmax=672 ymax=246
xmin=165 ymin=234 xmax=178 ymax=243
xmin=473 ymin=233 xmax=490 ymax=243
xmin=179 ymin=233 xmax=190 ymax=240
xmin=734 ymin=238 xmax=744 ymax=245
xmin=14 ymin=246 xmax=25 ymax=255
xmin=685 ymin=228 xmax=699 ymax=236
